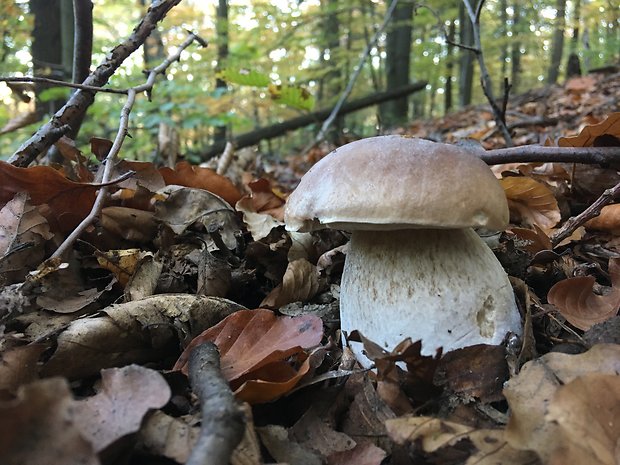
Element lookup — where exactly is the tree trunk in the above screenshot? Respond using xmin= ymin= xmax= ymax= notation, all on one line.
xmin=458 ymin=2 xmax=474 ymax=107
xmin=547 ymin=0 xmax=566 ymax=84
xmin=213 ymin=0 xmax=229 ymax=146
xmin=30 ymin=0 xmax=65 ymax=118
xmin=379 ymin=0 xmax=413 ymax=127
xmin=510 ymin=2 xmax=522 ymax=94
xmin=444 ymin=19 xmax=455 ymax=113
xmin=318 ymin=0 xmax=342 ymax=141
xmin=498 ymin=0 xmax=508 ymax=95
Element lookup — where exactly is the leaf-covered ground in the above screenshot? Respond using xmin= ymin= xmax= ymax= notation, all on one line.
xmin=1 ymin=70 xmax=620 ymax=465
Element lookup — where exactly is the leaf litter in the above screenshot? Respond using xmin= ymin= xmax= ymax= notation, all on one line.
xmin=1 ymin=72 xmax=620 ymax=464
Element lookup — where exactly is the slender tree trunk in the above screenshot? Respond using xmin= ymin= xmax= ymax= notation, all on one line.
xmin=213 ymin=0 xmax=229 ymax=147
xmin=547 ymin=0 xmax=567 ymax=84
xmin=498 ymin=0 xmax=508 ymax=95
xmin=570 ymin=0 xmax=581 ymax=51
xmin=318 ymin=0 xmax=342 ymax=141
xmin=444 ymin=19 xmax=455 ymax=113
xmin=30 ymin=0 xmax=65 ymax=118
xmin=458 ymin=2 xmax=474 ymax=107
xmin=511 ymin=2 xmax=522 ymax=94
xmin=380 ymin=0 xmax=413 ymax=127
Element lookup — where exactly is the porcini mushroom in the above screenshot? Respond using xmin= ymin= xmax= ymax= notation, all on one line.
xmin=284 ymin=135 xmax=521 ymax=361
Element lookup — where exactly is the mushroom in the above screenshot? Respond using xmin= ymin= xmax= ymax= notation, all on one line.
xmin=284 ymin=135 xmax=521 ymax=361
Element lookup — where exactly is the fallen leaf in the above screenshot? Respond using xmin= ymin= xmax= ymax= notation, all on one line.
xmin=327 ymin=442 xmax=386 ymax=465
xmin=159 ymin=161 xmax=242 ymax=206
xmin=504 ymin=344 xmax=620 ymax=462
xmin=545 ymin=373 xmax=620 ymax=465
xmin=173 ymin=308 xmax=323 ymax=402
xmin=100 ymin=207 xmax=158 ymax=243
xmin=73 ymin=365 xmax=170 ymax=452
xmin=584 ymin=204 xmax=620 ymax=234
xmin=0 ymin=344 xmax=46 ymax=399
xmin=0 ymin=161 xmax=98 ymax=232
xmin=385 ymin=416 xmax=538 ymax=465
xmin=547 ymin=258 xmax=620 ymax=330
xmin=500 ymin=176 xmax=561 ymax=229
xmin=0 ymin=378 xmax=99 ymax=465
xmin=261 ymin=258 xmax=321 ymax=308
xmin=95 ymin=248 xmax=151 ymax=287
xmin=559 ymin=112 xmax=620 ymax=147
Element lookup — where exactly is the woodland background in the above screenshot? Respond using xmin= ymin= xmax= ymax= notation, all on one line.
xmin=1 ymin=0 xmax=618 ymax=161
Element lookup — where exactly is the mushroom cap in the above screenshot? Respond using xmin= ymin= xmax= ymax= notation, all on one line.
xmin=285 ymin=135 xmax=509 ymax=232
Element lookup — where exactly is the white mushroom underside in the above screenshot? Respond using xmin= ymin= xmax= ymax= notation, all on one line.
xmin=340 ymin=228 xmax=521 ymax=359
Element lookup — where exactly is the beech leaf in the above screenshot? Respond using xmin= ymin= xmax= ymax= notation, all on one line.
xmin=547 ymin=258 xmax=620 ymax=330
xmin=559 ymin=112 xmax=620 ymax=147
xmin=500 ymin=176 xmax=561 ymax=229
xmin=173 ymin=308 xmax=323 ymax=403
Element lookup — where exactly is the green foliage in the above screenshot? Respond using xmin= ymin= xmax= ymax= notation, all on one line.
xmin=216 ymin=68 xmax=271 ymax=87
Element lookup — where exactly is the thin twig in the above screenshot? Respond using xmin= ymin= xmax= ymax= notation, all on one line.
xmin=186 ymin=342 xmax=245 ymax=465
xmin=308 ymin=0 xmax=400 ymax=150
xmin=51 ymin=34 xmax=203 ymax=259
xmin=462 ymin=0 xmax=513 ymax=146
xmin=0 ymin=77 xmax=127 ymax=94
xmin=551 ymin=183 xmax=620 ymax=247
xmin=9 ymin=0 xmax=183 ymax=167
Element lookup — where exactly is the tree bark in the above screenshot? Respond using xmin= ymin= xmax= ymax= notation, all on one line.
xmin=202 ymin=81 xmax=427 ymax=159
xmin=547 ymin=0 xmax=566 ymax=84
xmin=213 ymin=0 xmax=229 ymax=146
xmin=458 ymin=2 xmax=474 ymax=107
xmin=380 ymin=0 xmax=413 ymax=127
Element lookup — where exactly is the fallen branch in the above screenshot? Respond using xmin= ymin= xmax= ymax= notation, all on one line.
xmin=202 ymin=81 xmax=427 ymax=158
xmin=480 ymin=145 xmax=620 ymax=165
xmin=8 ymin=0 xmax=183 ymax=167
xmin=186 ymin=342 xmax=245 ymax=465
xmin=51 ymin=33 xmax=203 ymax=259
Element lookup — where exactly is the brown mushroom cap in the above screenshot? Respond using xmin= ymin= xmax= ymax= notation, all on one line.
xmin=285 ymin=135 xmax=509 ymax=232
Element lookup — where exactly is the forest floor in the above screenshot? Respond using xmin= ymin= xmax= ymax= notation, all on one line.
xmin=1 ymin=69 xmax=619 ymax=465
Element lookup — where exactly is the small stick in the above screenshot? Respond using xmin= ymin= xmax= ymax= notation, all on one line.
xmin=186 ymin=342 xmax=245 ymax=465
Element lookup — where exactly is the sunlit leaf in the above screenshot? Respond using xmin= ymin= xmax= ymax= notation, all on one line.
xmin=500 ymin=176 xmax=560 ymax=229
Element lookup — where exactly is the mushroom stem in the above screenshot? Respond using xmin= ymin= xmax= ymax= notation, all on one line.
xmin=340 ymin=228 xmax=521 ymax=359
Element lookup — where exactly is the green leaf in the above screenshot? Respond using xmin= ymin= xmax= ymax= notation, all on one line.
xmin=38 ymin=87 xmax=70 ymax=103
xmin=268 ymin=84 xmax=315 ymax=111
xmin=216 ymin=68 xmax=271 ymax=88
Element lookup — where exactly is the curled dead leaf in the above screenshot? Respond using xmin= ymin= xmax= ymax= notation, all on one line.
xmin=174 ymin=308 xmax=323 ymax=403
xmin=547 ymin=258 xmax=620 ymax=330
xmin=261 ymin=258 xmax=321 ymax=308
xmin=500 ymin=176 xmax=561 ymax=229
xmin=559 ymin=112 xmax=620 ymax=147
xmin=584 ymin=203 xmax=620 ymax=234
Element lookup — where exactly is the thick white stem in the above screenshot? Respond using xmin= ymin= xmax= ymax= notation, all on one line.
xmin=340 ymin=228 xmax=521 ymax=360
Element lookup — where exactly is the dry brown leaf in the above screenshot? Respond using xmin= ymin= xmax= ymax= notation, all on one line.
xmin=0 ymin=161 xmax=98 ymax=232
xmin=95 ymin=248 xmax=151 ymax=287
xmin=500 ymin=176 xmax=561 ymax=229
xmin=584 ymin=204 xmax=620 ymax=234
xmin=236 ymin=178 xmax=286 ymax=241
xmin=138 ymin=411 xmax=200 ymax=464
xmin=559 ymin=112 xmax=620 ymax=147
xmin=0 ymin=344 xmax=46 ymax=399
xmin=509 ymin=225 xmax=552 ymax=253
xmin=73 ymin=365 xmax=170 ymax=453
xmin=41 ymin=295 xmax=245 ymax=379
xmin=547 ymin=258 xmax=620 ymax=330
xmin=173 ymin=308 xmax=323 ymax=403
xmin=261 ymin=258 xmax=320 ymax=308
xmin=504 ymin=344 xmax=620 ymax=463
xmin=159 ymin=161 xmax=242 ymax=206
xmin=327 ymin=442 xmax=386 ymax=465
xmin=545 ymin=373 xmax=620 ymax=465
xmin=385 ymin=416 xmax=538 ymax=465
xmin=100 ymin=206 xmax=158 ymax=243
xmin=0 ymin=378 xmax=99 ymax=465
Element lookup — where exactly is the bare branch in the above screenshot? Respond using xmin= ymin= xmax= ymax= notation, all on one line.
xmin=0 ymin=76 xmax=127 ymax=94
xmin=480 ymin=145 xmax=620 ymax=165
xmin=51 ymin=34 xmax=203 ymax=259
xmin=9 ymin=0 xmax=183 ymax=167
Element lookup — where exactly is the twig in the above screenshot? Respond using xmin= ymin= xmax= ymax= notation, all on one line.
xmin=308 ymin=0 xmax=400 ymax=149
xmin=480 ymin=145 xmax=620 ymax=165
xmin=51 ymin=34 xmax=203 ymax=259
xmin=0 ymin=77 xmax=128 ymax=94
xmin=186 ymin=342 xmax=245 ymax=465
xmin=550 ymin=183 xmax=620 ymax=247
xmin=462 ymin=0 xmax=513 ymax=146
xmin=216 ymin=141 xmax=235 ymax=175
xmin=8 ymin=0 xmax=183 ymax=167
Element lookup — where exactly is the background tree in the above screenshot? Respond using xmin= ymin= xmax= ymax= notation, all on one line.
xmin=547 ymin=0 xmax=567 ymax=84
